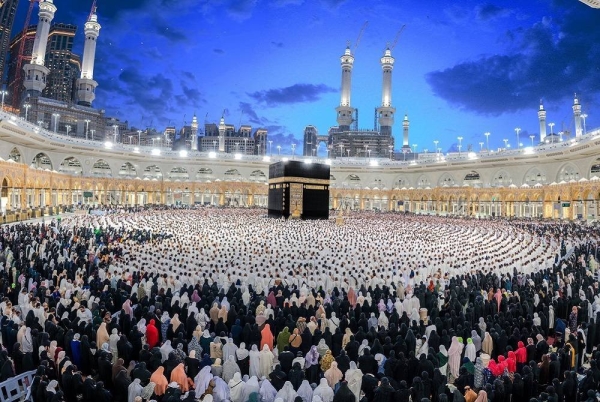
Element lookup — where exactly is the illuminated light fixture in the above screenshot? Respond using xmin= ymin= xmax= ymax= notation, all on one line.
xmin=369 ymin=160 xmax=379 ymax=166
xmin=523 ymin=147 xmax=535 ymax=155
xmin=133 ymin=147 xmax=140 ymax=153
xmin=282 ymin=157 xmax=289 ymax=162
xmin=467 ymin=151 xmax=477 ymax=160
xmin=262 ymin=156 xmax=271 ymax=162
xmin=304 ymin=158 xmax=312 ymax=164
xmin=104 ymin=141 xmax=113 ymax=149
xmin=410 ymin=160 xmax=417 ymax=165
xmin=208 ymin=151 xmax=216 ymax=158
xmin=179 ymin=150 xmax=188 ymax=158
xmin=10 ymin=115 xmax=16 ymax=121
xmin=151 ymin=148 xmax=161 ymax=156
xmin=234 ymin=153 xmax=242 ymax=160
xmin=325 ymin=159 xmax=332 ymax=165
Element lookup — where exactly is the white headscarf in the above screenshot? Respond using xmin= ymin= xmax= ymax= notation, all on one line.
xmin=276 ymin=381 xmax=298 ymax=402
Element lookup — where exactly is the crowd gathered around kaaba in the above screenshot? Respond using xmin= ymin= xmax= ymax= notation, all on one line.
xmin=1 ymin=207 xmax=600 ymax=402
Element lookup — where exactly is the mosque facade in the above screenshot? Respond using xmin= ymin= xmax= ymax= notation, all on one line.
xmin=0 ymin=106 xmax=599 ymax=222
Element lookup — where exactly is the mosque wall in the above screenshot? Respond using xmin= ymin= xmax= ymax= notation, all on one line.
xmin=1 ymin=111 xmax=600 ymax=221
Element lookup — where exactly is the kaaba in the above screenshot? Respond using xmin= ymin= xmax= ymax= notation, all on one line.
xmin=268 ymin=160 xmax=330 ymax=220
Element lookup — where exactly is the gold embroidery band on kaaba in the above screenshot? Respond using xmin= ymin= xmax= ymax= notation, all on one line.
xmin=268 ymin=177 xmax=330 ymax=185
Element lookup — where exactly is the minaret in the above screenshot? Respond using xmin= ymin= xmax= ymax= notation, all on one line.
xmin=402 ymin=114 xmax=410 ymax=148
xmin=190 ymin=114 xmax=198 ymax=151
xmin=377 ymin=47 xmax=396 ymax=137
xmin=573 ymin=93 xmax=582 ymax=137
xmin=77 ymin=6 xmax=101 ymax=107
xmin=218 ymin=115 xmax=226 ymax=152
xmin=538 ymin=100 xmax=547 ymax=143
xmin=335 ymin=46 xmax=354 ymax=132
xmin=22 ymin=0 xmax=57 ymax=99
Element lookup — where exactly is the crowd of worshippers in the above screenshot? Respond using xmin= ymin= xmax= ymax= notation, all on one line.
xmin=0 ymin=213 xmax=600 ymax=402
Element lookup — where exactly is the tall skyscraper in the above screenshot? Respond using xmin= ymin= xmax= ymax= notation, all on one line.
xmin=42 ymin=23 xmax=80 ymax=103
xmin=7 ymin=25 xmax=35 ymax=108
xmin=0 ymin=0 xmax=20 ymax=85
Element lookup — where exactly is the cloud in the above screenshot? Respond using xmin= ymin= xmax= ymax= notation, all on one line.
xmin=227 ymin=0 xmax=258 ymax=20
xmin=476 ymin=4 xmax=512 ymax=21
xmin=238 ymin=102 xmax=264 ymax=125
xmin=321 ymin=0 xmax=349 ymax=8
xmin=154 ymin=23 xmax=188 ymax=42
xmin=213 ymin=48 xmax=225 ymax=54
xmin=426 ymin=4 xmax=600 ymax=115
xmin=248 ymin=83 xmax=336 ymax=107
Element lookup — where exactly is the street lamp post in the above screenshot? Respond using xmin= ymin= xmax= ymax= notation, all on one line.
xmin=0 ymin=90 xmax=7 ymax=110
xmin=90 ymin=129 xmax=95 ymax=141
xmin=388 ymin=145 xmax=393 ymax=160
xmin=52 ymin=113 xmax=60 ymax=132
xmin=23 ymin=103 xmax=31 ymax=121
xmin=548 ymin=122 xmax=555 ymax=143
xmin=113 ymin=124 xmax=118 ymax=143
xmin=268 ymin=140 xmax=272 ymax=156
xmin=530 ymin=135 xmax=535 ymax=147
xmin=339 ymin=143 xmax=344 ymax=158
xmin=479 ymin=142 xmax=484 ymax=151
xmin=291 ymin=143 xmax=296 ymax=159
xmin=433 ymin=140 xmax=439 ymax=154
xmin=457 ymin=136 xmax=463 ymax=156
xmin=84 ymin=119 xmax=90 ymax=140
xmin=128 ymin=135 xmax=133 ymax=144
xmin=412 ymin=143 xmax=417 ymax=154
xmin=503 ymin=139 xmax=509 ymax=148
xmin=581 ymin=113 xmax=588 ymax=135
xmin=137 ymin=130 xmax=142 ymax=145
xmin=66 ymin=125 xmax=71 ymax=137
xmin=514 ymin=127 xmax=521 ymax=148
xmin=244 ymin=138 xmax=248 ymax=155
xmin=277 ymin=145 xmax=281 ymax=155
xmin=559 ymin=131 xmax=563 ymax=142
xmin=484 ymin=132 xmax=490 ymax=152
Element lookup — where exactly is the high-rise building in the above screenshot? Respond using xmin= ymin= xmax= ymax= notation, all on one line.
xmin=7 ymin=25 xmax=36 ymax=108
xmin=0 ymin=0 xmax=19 ymax=85
xmin=42 ymin=23 xmax=81 ymax=103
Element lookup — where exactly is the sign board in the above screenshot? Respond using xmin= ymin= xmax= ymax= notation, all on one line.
xmin=83 ymin=191 xmax=93 ymax=198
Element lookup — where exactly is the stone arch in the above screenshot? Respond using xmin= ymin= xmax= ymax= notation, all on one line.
xmin=119 ymin=162 xmax=137 ymax=178
xmin=249 ymin=170 xmax=267 ymax=182
xmin=416 ymin=175 xmax=430 ymax=189
xmin=590 ymin=158 xmax=600 ymax=178
xmin=523 ymin=167 xmax=546 ymax=186
xmin=343 ymin=174 xmax=361 ymax=188
xmin=393 ymin=175 xmax=410 ymax=189
xmin=196 ymin=167 xmax=213 ymax=182
xmin=31 ymin=152 xmax=53 ymax=170
xmin=438 ymin=173 xmax=456 ymax=187
xmin=492 ymin=169 xmax=512 ymax=187
xmin=463 ymin=170 xmax=482 ymax=187
xmin=8 ymin=147 xmax=22 ymax=163
xmin=556 ymin=162 xmax=580 ymax=183
xmin=91 ymin=159 xmax=112 ymax=177
xmin=59 ymin=157 xmax=83 ymax=175
xmin=143 ymin=165 xmax=163 ymax=180
xmin=224 ymin=169 xmax=242 ymax=181
xmin=168 ymin=167 xmax=189 ymax=181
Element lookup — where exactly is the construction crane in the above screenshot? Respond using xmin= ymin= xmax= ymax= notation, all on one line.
xmin=389 ymin=24 xmax=406 ymax=50
xmin=12 ymin=0 xmax=40 ymax=108
xmin=353 ymin=21 xmax=369 ymax=52
xmin=88 ymin=0 xmax=97 ymax=19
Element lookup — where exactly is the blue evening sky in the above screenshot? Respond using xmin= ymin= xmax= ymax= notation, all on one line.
xmin=13 ymin=0 xmax=600 ymax=155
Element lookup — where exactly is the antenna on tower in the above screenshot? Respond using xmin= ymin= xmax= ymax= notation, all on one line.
xmin=353 ymin=21 xmax=369 ymax=52
xmin=389 ymin=25 xmax=406 ymax=50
